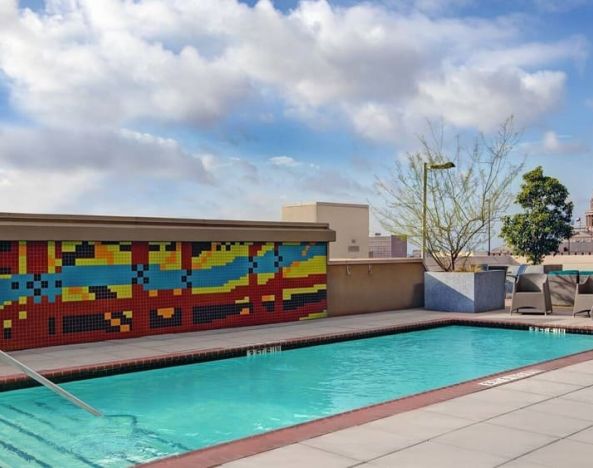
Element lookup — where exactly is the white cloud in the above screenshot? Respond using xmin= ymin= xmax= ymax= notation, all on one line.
xmin=0 ymin=125 xmax=214 ymax=183
xmin=269 ymin=156 xmax=300 ymax=167
xmin=1 ymin=1 xmax=250 ymax=127
xmin=0 ymin=167 xmax=97 ymax=213
xmin=524 ymin=130 xmax=590 ymax=156
xmin=0 ymin=0 xmax=586 ymax=140
xmin=412 ymin=67 xmax=567 ymax=132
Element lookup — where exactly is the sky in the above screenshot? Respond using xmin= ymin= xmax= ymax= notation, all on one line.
xmin=0 ymin=0 xmax=592 ymax=240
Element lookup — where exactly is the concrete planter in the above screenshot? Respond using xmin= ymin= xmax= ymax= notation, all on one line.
xmin=424 ymin=271 xmax=506 ymax=312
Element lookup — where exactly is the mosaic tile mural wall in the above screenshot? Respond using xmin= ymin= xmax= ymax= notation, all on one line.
xmin=0 ymin=241 xmax=327 ymax=351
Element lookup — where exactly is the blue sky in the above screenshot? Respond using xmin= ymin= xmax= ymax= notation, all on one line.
xmin=1 ymin=0 xmax=592 ymax=242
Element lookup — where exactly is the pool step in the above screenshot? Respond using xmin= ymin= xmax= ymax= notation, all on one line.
xmin=0 ymin=403 xmax=185 ymax=466
xmin=0 ymin=438 xmax=51 ymax=468
xmin=0 ymin=411 xmax=96 ymax=467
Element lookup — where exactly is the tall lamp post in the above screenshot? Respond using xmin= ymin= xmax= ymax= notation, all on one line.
xmin=486 ymin=198 xmax=492 ymax=256
xmin=422 ymin=161 xmax=456 ymax=261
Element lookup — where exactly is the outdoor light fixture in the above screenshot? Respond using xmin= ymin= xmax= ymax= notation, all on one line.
xmin=428 ymin=162 xmax=455 ymax=170
xmin=422 ymin=161 xmax=456 ymax=261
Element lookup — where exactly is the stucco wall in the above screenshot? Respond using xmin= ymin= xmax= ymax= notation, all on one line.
xmin=327 ymin=258 xmax=425 ymax=316
xmin=281 ymin=204 xmax=318 ymax=223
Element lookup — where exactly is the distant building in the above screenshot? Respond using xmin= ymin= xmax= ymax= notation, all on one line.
xmin=586 ymin=192 xmax=593 ymax=231
xmin=282 ymin=202 xmax=369 ymax=258
xmin=558 ymin=191 xmax=593 ymax=255
xmin=491 ymin=245 xmax=513 ymax=256
xmin=369 ymin=234 xmax=408 ymax=258
xmin=559 ymin=229 xmax=593 ymax=255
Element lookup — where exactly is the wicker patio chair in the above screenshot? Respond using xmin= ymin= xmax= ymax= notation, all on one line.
xmin=510 ymin=273 xmax=553 ymax=316
xmin=573 ymin=276 xmax=593 ymax=317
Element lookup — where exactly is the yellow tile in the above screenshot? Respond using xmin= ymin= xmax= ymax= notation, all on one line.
xmin=299 ymin=311 xmax=327 ymax=320
xmin=110 ymin=285 xmax=132 ymax=299
xmin=257 ymin=273 xmax=275 ymax=285
xmin=18 ymin=311 xmax=27 ymax=320
xmin=3 ymin=320 xmax=11 ymax=328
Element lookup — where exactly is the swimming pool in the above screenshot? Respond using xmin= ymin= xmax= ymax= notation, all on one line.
xmin=1 ymin=325 xmax=593 ymax=466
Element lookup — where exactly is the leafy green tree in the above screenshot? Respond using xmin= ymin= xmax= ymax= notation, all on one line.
xmin=501 ymin=166 xmax=573 ymax=264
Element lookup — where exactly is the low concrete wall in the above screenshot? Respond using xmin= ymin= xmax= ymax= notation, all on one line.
xmin=426 ymin=254 xmax=593 ymax=273
xmin=327 ymin=258 xmax=424 ymax=316
xmin=541 ymin=255 xmax=593 ymax=271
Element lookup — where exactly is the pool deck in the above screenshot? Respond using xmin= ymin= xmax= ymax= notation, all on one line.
xmin=2 ymin=308 xmax=593 ymax=467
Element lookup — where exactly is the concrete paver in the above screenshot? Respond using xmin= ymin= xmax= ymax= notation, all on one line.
xmin=300 ymin=425 xmax=419 ymax=461
xmin=432 ymin=422 xmax=555 ymax=458
xmin=365 ymin=441 xmax=507 ymax=468
xmin=488 ymin=407 xmax=593 ymax=437
xmin=526 ymin=397 xmax=593 ymax=421
xmin=499 ymin=459 xmax=548 ymax=467
xmin=567 ymin=425 xmax=593 ymax=444
xmin=530 ymin=369 xmax=593 ymax=386
xmin=514 ymin=439 xmax=593 ymax=468
xmin=561 ymin=386 xmax=593 ymax=404
xmin=364 ymin=408 xmax=474 ymax=439
xmin=220 ymin=443 xmax=358 ymax=468
xmin=495 ymin=377 xmax=582 ymax=397
xmin=422 ymin=387 xmax=547 ymax=421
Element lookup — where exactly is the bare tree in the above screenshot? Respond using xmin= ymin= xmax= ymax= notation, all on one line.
xmin=375 ymin=118 xmax=523 ymax=271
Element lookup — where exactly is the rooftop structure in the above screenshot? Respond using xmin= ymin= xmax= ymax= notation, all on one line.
xmin=282 ymin=202 xmax=369 ymax=258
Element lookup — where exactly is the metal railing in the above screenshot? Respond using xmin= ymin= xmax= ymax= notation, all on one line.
xmin=0 ymin=349 xmax=102 ymax=417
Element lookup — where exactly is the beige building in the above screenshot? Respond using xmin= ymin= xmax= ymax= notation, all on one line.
xmin=282 ymin=202 xmax=369 ymax=258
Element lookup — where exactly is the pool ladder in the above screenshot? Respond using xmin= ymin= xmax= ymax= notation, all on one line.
xmin=0 ymin=349 xmax=102 ymax=417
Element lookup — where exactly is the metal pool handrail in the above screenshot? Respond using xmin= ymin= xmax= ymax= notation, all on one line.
xmin=0 ymin=349 xmax=102 ymax=417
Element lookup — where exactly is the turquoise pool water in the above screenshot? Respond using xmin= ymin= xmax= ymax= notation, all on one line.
xmin=1 ymin=325 xmax=593 ymax=466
